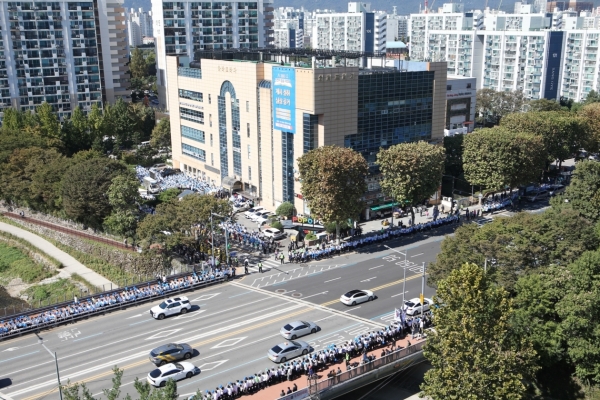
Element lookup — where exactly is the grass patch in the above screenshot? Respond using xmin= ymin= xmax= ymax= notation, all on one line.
xmin=70 ymin=273 xmax=100 ymax=293
xmin=0 ymin=231 xmax=62 ymax=268
xmin=0 ymin=242 xmax=54 ymax=284
xmin=25 ymin=278 xmax=80 ymax=306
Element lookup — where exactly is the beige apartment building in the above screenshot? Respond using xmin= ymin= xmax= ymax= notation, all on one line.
xmin=167 ymin=49 xmax=446 ymax=218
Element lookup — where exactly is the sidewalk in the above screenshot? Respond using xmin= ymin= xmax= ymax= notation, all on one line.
xmin=0 ymin=222 xmax=117 ymax=289
xmin=226 ymin=334 xmax=427 ymax=400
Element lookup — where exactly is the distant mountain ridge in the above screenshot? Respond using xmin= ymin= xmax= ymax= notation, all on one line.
xmin=124 ymin=0 xmax=504 ymax=20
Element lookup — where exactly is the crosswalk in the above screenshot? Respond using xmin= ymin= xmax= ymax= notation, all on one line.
xmin=244 ymin=258 xmax=281 ymax=273
xmin=248 ymin=263 xmax=345 ymax=288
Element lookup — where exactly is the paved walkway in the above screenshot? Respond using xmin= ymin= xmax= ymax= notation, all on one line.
xmin=202 ymin=334 xmax=426 ymax=400
xmin=0 ymin=222 xmax=117 ymax=289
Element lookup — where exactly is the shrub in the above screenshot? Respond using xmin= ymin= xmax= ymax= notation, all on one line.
xmin=276 ymin=201 xmax=296 ymax=217
xmin=305 ymin=233 xmax=317 ymax=241
xmin=271 ymin=221 xmax=283 ymax=231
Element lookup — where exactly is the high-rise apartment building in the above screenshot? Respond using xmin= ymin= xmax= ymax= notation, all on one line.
xmin=127 ymin=7 xmax=153 ymax=48
xmin=1 ymin=0 xmax=129 ymax=121
xmin=408 ymin=4 xmax=590 ymax=101
xmin=166 ymin=49 xmax=446 ymax=218
xmin=387 ymin=10 xmax=409 ymax=41
xmin=151 ymin=0 xmax=275 ymax=110
xmin=273 ymin=6 xmax=306 ymax=48
xmin=313 ymin=2 xmax=388 ymax=53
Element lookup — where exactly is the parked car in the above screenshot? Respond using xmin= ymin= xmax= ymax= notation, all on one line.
xmin=404 ymin=297 xmax=433 ymax=316
xmin=526 ymin=190 xmax=549 ymax=202
xmin=244 ymin=207 xmax=264 ymax=219
xmin=262 ymin=228 xmax=285 ymax=240
xmin=251 ymin=211 xmax=273 ymax=222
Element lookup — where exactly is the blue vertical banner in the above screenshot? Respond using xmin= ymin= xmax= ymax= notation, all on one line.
xmin=272 ymin=67 xmax=296 ymax=134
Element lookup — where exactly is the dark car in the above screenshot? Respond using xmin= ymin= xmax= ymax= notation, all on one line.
xmin=149 ymin=343 xmax=194 ymax=366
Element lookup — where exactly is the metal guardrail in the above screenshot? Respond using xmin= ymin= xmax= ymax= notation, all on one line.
xmin=312 ymin=341 xmax=426 ymax=393
xmin=0 ymin=272 xmax=228 ymax=341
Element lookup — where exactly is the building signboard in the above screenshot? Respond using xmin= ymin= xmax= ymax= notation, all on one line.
xmin=272 ymin=67 xmax=296 ymax=133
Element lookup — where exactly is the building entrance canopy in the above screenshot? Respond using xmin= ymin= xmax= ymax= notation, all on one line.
xmin=222 ymin=177 xmax=242 ymax=190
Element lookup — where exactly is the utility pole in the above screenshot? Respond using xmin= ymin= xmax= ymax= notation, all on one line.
xmin=39 ymin=339 xmax=63 ymax=400
xmin=402 ymin=250 xmax=408 ymax=307
xmin=420 ymin=262 xmax=426 ymax=317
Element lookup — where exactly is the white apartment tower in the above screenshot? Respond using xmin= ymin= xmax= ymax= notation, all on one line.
xmin=127 ymin=7 xmax=153 ymax=48
xmin=1 ymin=0 xmax=129 ymax=122
xmin=313 ymin=2 xmax=387 ymax=53
xmin=152 ymin=0 xmax=275 ymax=110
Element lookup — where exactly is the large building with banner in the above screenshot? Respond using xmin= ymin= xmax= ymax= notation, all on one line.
xmin=166 ymin=49 xmax=446 ymax=219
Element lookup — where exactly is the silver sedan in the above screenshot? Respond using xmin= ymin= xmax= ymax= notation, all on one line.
xmin=280 ymin=320 xmax=319 ymax=340
xmin=267 ymin=340 xmax=310 ymax=363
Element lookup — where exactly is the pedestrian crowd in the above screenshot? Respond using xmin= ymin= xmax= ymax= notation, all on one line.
xmin=189 ymin=316 xmax=433 ymax=400
xmin=0 ymin=268 xmax=232 ymax=338
xmin=135 ymin=166 xmax=221 ymax=194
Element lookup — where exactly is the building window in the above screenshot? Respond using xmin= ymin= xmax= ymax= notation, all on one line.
xmin=210 ymin=133 xmax=213 ymax=146
xmin=209 ymin=114 xmax=212 ymax=127
xmin=466 ymin=83 xmax=472 ymax=89
xmin=247 ymin=144 xmax=251 ymax=159
xmin=247 ymin=122 xmax=250 ymax=137
xmin=248 ymin=166 xmax=252 ymax=180
xmin=211 ymin=153 xmax=214 ymax=166
xmin=180 ymin=107 xmax=204 ymax=124
xmin=178 ymin=67 xmax=202 ymax=79
xmin=246 ymin=101 xmax=249 ymax=112
xmin=208 ymin=94 xmax=211 ymax=104
xmin=303 ymin=113 xmax=318 ymax=153
xmin=282 ymin=131 xmax=294 ymax=203
xmin=181 ymin=125 xmax=205 ymax=143
xmin=447 ymin=85 xmax=452 ymax=90
xmin=182 ymin=143 xmax=206 ymax=161
xmin=179 ymin=89 xmax=203 ymax=102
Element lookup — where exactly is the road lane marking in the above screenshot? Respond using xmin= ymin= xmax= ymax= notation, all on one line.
xmin=0 ymin=350 xmax=39 ymax=363
xmin=228 ymin=291 xmax=252 ymax=298
xmin=324 ymin=277 xmax=341 ymax=283
xmin=17 ymin=307 xmax=311 ymax=400
xmin=411 ymin=253 xmax=424 ymax=257
xmin=391 ymin=292 xmax=408 ymax=298
xmin=72 ymin=332 xmax=104 ymax=342
xmin=343 ymin=307 xmax=361 ymax=313
xmin=302 ymin=291 xmax=329 ymax=299
xmin=369 ymin=265 xmax=384 ymax=270
xmin=360 ymin=277 xmax=377 ymax=282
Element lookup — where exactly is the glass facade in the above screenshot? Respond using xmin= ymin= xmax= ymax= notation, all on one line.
xmin=179 ymin=89 xmax=203 ymax=101
xmin=218 ymin=80 xmax=240 ymax=178
xmin=182 ymin=143 xmax=206 ymax=161
xmin=181 ymin=125 xmax=205 ymax=142
xmin=178 ymin=67 xmax=202 ymax=78
xmin=346 ymin=71 xmax=434 ymax=168
xmin=281 ymin=131 xmax=294 ymax=203
xmin=303 ymin=113 xmax=318 ymax=154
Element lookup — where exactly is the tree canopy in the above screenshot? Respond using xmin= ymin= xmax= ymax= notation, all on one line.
xmin=376 ymin=141 xmax=445 ymax=218
xmin=462 ymin=127 xmax=546 ymax=190
xmin=150 ymin=118 xmax=171 ymax=150
xmin=421 ymin=262 xmax=538 ymax=400
xmin=500 ymin=111 xmax=588 ymax=165
xmin=550 ymin=160 xmax=600 ymax=223
xmin=297 ymin=145 xmax=367 ymax=225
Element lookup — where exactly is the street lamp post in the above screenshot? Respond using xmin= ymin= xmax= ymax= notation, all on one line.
xmin=420 ymin=262 xmax=426 ymax=317
xmin=39 ymin=339 xmax=63 ymax=400
xmin=384 ymin=245 xmax=408 ymax=306
xmin=211 ymin=212 xmax=229 ymax=268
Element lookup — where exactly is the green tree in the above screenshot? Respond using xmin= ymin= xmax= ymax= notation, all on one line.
xmin=551 ymin=160 xmax=600 ymax=223
xmin=130 ymin=102 xmax=156 ymax=144
xmin=88 ymin=103 xmax=106 ymax=153
xmin=376 ymin=141 xmax=445 ymax=222
xmin=528 ymin=98 xmax=563 ymax=112
xmin=421 ymin=263 xmax=538 ymax=400
xmin=61 ymin=158 xmax=128 ymax=229
xmin=276 ymin=201 xmax=295 ymax=217
xmin=297 ymin=146 xmax=367 ymax=240
xmin=427 ymin=208 xmax=598 ymax=292
xmin=150 ymin=118 xmax=171 ymax=150
xmin=104 ymin=174 xmax=141 ymax=238
xmin=129 ymin=47 xmax=149 ymax=79
xmin=62 ymin=107 xmax=93 ymax=156
xmin=103 ymin=366 xmax=129 ymax=400
xmin=578 ymin=102 xmax=600 ymax=152
xmin=30 ymin=151 xmax=72 ymax=212
xmin=500 ymin=111 xmax=588 ymax=167
xmin=463 ymin=127 xmax=546 ymax=190
xmin=583 ymin=89 xmax=600 ymax=105
xmin=157 ymin=188 xmax=180 ymax=203
xmin=37 ymin=102 xmax=61 ymax=140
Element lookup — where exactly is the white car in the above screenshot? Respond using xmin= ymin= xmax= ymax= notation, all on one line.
xmin=251 ymin=211 xmax=272 ymax=222
xmin=267 ymin=340 xmax=310 ymax=363
xmin=263 ymin=228 xmax=285 ymax=240
xmin=280 ymin=320 xmax=319 ymax=340
xmin=340 ymin=289 xmax=375 ymax=306
xmin=233 ymin=202 xmax=251 ymax=213
xmin=244 ymin=207 xmax=264 ymax=218
xmin=147 ymin=362 xmax=200 ymax=387
xmin=150 ymin=296 xmax=192 ymax=320
xmin=404 ymin=297 xmax=433 ymax=316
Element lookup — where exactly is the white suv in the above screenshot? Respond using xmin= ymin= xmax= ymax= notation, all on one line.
xmin=150 ymin=296 xmax=192 ymax=320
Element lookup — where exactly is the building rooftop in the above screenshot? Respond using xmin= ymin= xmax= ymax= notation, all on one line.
xmin=193 ymin=48 xmax=386 ymax=64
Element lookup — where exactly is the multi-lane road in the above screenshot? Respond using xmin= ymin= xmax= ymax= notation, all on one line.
xmin=0 ymin=235 xmax=442 ymax=400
